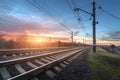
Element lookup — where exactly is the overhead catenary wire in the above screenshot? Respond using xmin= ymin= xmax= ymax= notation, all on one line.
xmin=66 ymin=0 xmax=85 ymax=31
xmin=66 ymin=0 xmax=87 ymax=38
xmin=66 ymin=0 xmax=79 ymax=21
xmin=96 ymin=9 xmax=103 ymax=16
xmin=42 ymin=0 xmax=59 ymax=17
xmin=33 ymin=0 xmax=73 ymax=33
xmin=98 ymin=6 xmax=120 ymax=21
xmin=27 ymin=0 xmax=72 ymax=33
xmin=66 ymin=0 xmax=91 ymax=22
xmin=32 ymin=0 xmax=72 ymax=32
xmin=41 ymin=0 xmax=74 ymax=33
xmin=68 ymin=0 xmax=89 ymax=44
xmin=70 ymin=0 xmax=87 ymax=34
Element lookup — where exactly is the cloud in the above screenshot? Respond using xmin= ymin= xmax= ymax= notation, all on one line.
xmin=100 ymin=31 xmax=120 ymax=41
xmin=0 ymin=14 xmax=65 ymax=35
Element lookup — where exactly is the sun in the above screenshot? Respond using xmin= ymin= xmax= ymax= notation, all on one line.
xmin=35 ymin=39 xmax=42 ymax=42
xmin=34 ymin=37 xmax=47 ymax=43
xmin=25 ymin=35 xmax=48 ymax=43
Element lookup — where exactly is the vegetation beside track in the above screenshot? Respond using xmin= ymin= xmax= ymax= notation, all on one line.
xmin=87 ymin=48 xmax=120 ymax=80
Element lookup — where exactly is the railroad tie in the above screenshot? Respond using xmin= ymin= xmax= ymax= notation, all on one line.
xmin=34 ymin=59 xmax=44 ymax=65
xmin=26 ymin=61 xmax=38 ymax=68
xmin=15 ymin=64 xmax=26 ymax=73
xmin=45 ymin=57 xmax=55 ymax=61
xmin=2 ymin=55 xmax=7 ymax=58
xmin=70 ymin=50 xmax=82 ymax=60
xmin=45 ymin=70 xmax=56 ymax=78
xmin=71 ymin=54 xmax=78 ymax=59
xmin=41 ymin=58 xmax=50 ymax=63
xmin=52 ymin=55 xmax=57 ymax=57
xmin=63 ymin=61 xmax=69 ymax=65
xmin=19 ymin=54 xmax=23 ymax=56
xmin=67 ymin=59 xmax=72 ymax=62
xmin=49 ymin=56 xmax=56 ymax=59
xmin=68 ymin=58 xmax=73 ymax=61
xmin=25 ymin=53 xmax=29 ymax=55
xmin=60 ymin=63 xmax=66 ymax=68
xmin=12 ymin=54 xmax=16 ymax=57
xmin=54 ymin=66 xmax=62 ymax=72
xmin=30 ymin=52 xmax=33 ymax=54
xmin=0 ymin=67 xmax=11 ymax=80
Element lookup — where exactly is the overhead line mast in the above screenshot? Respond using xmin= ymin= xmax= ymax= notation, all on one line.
xmin=74 ymin=1 xmax=97 ymax=52
xmin=92 ymin=1 xmax=96 ymax=52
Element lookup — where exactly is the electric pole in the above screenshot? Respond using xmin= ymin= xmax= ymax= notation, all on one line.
xmin=71 ymin=31 xmax=79 ymax=43
xmin=83 ymin=36 xmax=84 ymax=46
xmin=74 ymin=1 xmax=97 ymax=52
xmin=71 ymin=32 xmax=73 ymax=43
xmin=92 ymin=1 xmax=96 ymax=52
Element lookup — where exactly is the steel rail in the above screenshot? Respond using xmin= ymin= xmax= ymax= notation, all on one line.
xmin=8 ymin=48 xmax=86 ymax=80
xmin=0 ymin=47 xmax=71 ymax=56
xmin=0 ymin=47 xmax=81 ymax=67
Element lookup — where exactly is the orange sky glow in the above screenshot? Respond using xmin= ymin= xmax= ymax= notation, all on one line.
xmin=0 ymin=30 xmax=120 ymax=46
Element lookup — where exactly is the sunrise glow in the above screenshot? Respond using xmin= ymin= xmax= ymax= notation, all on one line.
xmin=0 ymin=0 xmax=120 ymax=47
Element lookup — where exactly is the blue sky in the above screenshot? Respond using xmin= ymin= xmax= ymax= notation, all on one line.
xmin=0 ymin=0 xmax=120 ymax=42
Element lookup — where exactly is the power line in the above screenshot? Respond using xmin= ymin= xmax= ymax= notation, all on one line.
xmin=31 ymin=0 xmax=54 ymax=18
xmin=67 ymin=0 xmax=86 ymax=34
xmin=43 ymin=0 xmax=59 ymax=16
xmin=27 ymin=0 xmax=72 ymax=33
xmin=32 ymin=0 xmax=73 ymax=32
xmin=59 ymin=23 xmax=72 ymax=32
xmin=70 ymin=0 xmax=87 ymax=34
xmin=74 ymin=1 xmax=97 ymax=52
xmin=98 ymin=6 xmax=120 ymax=21
xmin=96 ymin=9 xmax=103 ymax=16
xmin=68 ymin=0 xmax=89 ymax=45
xmin=32 ymin=0 xmax=72 ymax=33
xmin=41 ymin=0 xmax=74 ymax=33
xmin=66 ymin=0 xmax=78 ymax=21
xmin=66 ymin=0 xmax=91 ymax=22
xmin=66 ymin=0 xmax=85 ymax=32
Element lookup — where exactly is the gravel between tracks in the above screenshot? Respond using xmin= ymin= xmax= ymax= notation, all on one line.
xmin=50 ymin=49 xmax=90 ymax=80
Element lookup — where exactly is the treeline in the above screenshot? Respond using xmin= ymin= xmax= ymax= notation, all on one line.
xmin=0 ymin=39 xmax=33 ymax=49
xmin=0 ymin=39 xmax=17 ymax=49
xmin=0 ymin=39 xmax=82 ymax=49
xmin=57 ymin=41 xmax=82 ymax=47
xmin=0 ymin=34 xmax=84 ymax=49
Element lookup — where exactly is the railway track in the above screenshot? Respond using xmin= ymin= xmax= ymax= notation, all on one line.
xmin=0 ymin=47 xmax=74 ymax=61
xmin=0 ymin=47 xmax=73 ymax=56
xmin=0 ymin=47 xmax=87 ymax=80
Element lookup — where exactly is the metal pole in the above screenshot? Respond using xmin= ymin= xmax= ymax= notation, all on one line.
xmin=92 ymin=1 xmax=96 ymax=52
xmin=71 ymin=32 xmax=73 ymax=43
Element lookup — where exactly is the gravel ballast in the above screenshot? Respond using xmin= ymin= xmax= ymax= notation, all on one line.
xmin=49 ymin=49 xmax=90 ymax=80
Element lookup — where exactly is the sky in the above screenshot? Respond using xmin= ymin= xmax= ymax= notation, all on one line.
xmin=0 ymin=0 xmax=120 ymax=44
